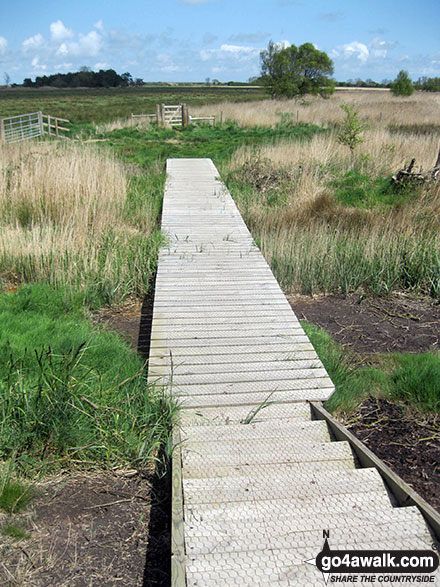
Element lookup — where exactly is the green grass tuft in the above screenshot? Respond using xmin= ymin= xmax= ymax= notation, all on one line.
xmin=0 ymin=479 xmax=33 ymax=513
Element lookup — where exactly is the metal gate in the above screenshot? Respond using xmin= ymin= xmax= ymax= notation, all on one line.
xmin=0 ymin=111 xmax=43 ymax=143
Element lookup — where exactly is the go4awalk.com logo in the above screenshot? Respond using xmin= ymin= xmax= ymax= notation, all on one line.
xmin=305 ymin=531 xmax=439 ymax=584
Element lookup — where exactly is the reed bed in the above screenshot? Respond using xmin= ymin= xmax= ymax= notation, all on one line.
xmin=193 ymin=90 xmax=440 ymax=130
xmin=0 ymin=140 xmax=162 ymax=304
xmin=223 ymin=92 xmax=440 ymax=297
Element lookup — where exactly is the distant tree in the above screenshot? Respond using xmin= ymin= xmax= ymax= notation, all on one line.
xmin=134 ymin=78 xmax=144 ymax=86
xmin=121 ymin=72 xmax=133 ymax=86
xmin=260 ymin=41 xmax=334 ymax=99
xmin=23 ymin=78 xmax=33 ymax=88
xmin=391 ymin=70 xmax=414 ymax=96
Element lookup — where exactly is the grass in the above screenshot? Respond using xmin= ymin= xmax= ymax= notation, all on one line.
xmin=0 ymin=85 xmax=266 ymax=125
xmin=0 ymin=479 xmax=33 ymax=513
xmin=1 ymin=520 xmax=31 ymax=539
xmin=0 ymin=284 xmax=177 ymax=473
xmin=97 ymin=120 xmax=326 ymax=168
xmin=224 ymin=108 xmax=440 ymax=299
xmin=0 ymin=140 xmax=164 ymax=305
xmin=303 ymin=321 xmax=440 ymax=414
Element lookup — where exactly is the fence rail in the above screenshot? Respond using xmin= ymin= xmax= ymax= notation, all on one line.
xmin=0 ymin=111 xmax=70 ymax=144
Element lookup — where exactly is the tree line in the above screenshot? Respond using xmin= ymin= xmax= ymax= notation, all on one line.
xmin=22 ymin=68 xmax=144 ymax=89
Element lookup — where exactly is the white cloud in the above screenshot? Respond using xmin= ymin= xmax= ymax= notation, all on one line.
xmin=94 ymin=20 xmax=105 ymax=33
xmin=219 ymin=44 xmax=256 ymax=54
xmin=50 ymin=20 xmax=74 ymax=42
xmin=332 ymin=41 xmax=369 ymax=63
xmin=0 ymin=36 xmax=7 ymax=55
xmin=22 ymin=33 xmax=45 ymax=54
xmin=274 ymin=40 xmax=290 ymax=50
xmin=200 ymin=44 xmax=260 ymax=63
xmin=31 ymin=56 xmax=47 ymax=71
xmin=94 ymin=62 xmax=109 ymax=70
xmin=57 ymin=30 xmax=103 ymax=57
xmin=370 ymin=37 xmax=396 ymax=59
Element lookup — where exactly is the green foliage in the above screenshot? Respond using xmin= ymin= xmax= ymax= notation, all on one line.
xmin=391 ymin=353 xmax=440 ymax=412
xmin=337 ymin=104 xmax=369 ymax=168
xmin=414 ymin=76 xmax=440 ymax=92
xmin=0 ymin=284 xmax=177 ymax=472
xmin=391 ymin=70 xmax=415 ymax=97
xmin=0 ymin=478 xmax=33 ymax=513
xmin=330 ymin=170 xmax=416 ymax=209
xmin=1 ymin=521 xmax=31 ymax=539
xmin=0 ymin=86 xmax=266 ymax=124
xmin=302 ymin=321 xmax=387 ymax=413
xmin=303 ymin=321 xmax=440 ymax=414
xmin=260 ymin=41 xmax=335 ymax=99
xmin=103 ymin=120 xmax=326 ymax=168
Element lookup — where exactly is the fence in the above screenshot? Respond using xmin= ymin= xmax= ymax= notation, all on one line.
xmin=0 ymin=111 xmax=70 ymax=144
xmin=131 ymin=104 xmax=216 ymax=128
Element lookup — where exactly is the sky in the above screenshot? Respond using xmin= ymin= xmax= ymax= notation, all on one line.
xmin=0 ymin=0 xmax=439 ymax=84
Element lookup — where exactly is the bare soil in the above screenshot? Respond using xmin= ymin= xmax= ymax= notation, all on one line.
xmin=0 ymin=468 xmax=171 ymax=586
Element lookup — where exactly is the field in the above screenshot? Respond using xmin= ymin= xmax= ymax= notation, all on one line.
xmin=0 ymin=87 xmax=440 ymax=583
xmin=0 ymin=85 xmax=266 ymax=124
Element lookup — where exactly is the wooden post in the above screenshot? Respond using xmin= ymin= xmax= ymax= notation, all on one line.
xmin=55 ymin=117 xmax=59 ymax=137
xmin=161 ymin=103 xmax=166 ymax=127
xmin=47 ymin=115 xmax=51 ymax=136
xmin=38 ymin=111 xmax=44 ymax=136
xmin=156 ymin=103 xmax=161 ymax=126
xmin=181 ymin=104 xmax=189 ymax=128
xmin=0 ymin=118 xmax=4 ymax=142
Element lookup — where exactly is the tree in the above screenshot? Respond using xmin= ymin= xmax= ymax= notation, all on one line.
xmin=260 ymin=41 xmax=334 ymax=99
xmin=337 ymin=104 xmax=369 ymax=168
xmin=391 ymin=70 xmax=414 ymax=96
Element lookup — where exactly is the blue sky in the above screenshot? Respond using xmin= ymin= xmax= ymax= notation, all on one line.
xmin=0 ymin=0 xmax=439 ymax=84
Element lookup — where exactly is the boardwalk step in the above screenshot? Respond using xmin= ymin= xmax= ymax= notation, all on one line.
xmin=182 ymin=468 xmax=388 ymax=505
xmin=179 ymin=402 xmax=313 ymax=426
xmin=180 ymin=419 xmax=331 ymax=443
xmin=181 ymin=439 xmax=355 ymax=467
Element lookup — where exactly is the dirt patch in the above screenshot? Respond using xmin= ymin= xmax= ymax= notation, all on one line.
xmin=289 ymin=292 xmax=440 ymax=354
xmin=0 ymin=468 xmax=171 ymax=586
xmin=344 ymin=398 xmax=440 ymax=512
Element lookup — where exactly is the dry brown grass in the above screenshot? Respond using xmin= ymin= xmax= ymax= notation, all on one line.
xmin=221 ymin=90 xmax=440 ymax=296
xmin=0 ymin=140 xmax=160 ymax=300
xmin=193 ymin=89 xmax=440 ymax=129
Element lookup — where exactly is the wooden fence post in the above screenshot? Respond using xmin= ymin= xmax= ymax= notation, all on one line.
xmin=181 ymin=104 xmax=189 ymax=127
xmin=0 ymin=117 xmax=4 ymax=142
xmin=161 ymin=103 xmax=166 ymax=127
xmin=38 ymin=111 xmax=44 ymax=136
xmin=156 ymin=103 xmax=161 ymax=126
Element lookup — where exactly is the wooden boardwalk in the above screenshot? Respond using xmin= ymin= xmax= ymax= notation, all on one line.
xmin=148 ymin=159 xmax=438 ymax=586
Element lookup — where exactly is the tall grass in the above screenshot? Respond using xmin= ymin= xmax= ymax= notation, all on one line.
xmin=224 ymin=100 xmax=440 ymax=298
xmin=192 ymin=90 xmax=440 ymax=130
xmin=0 ymin=140 xmax=164 ymax=304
